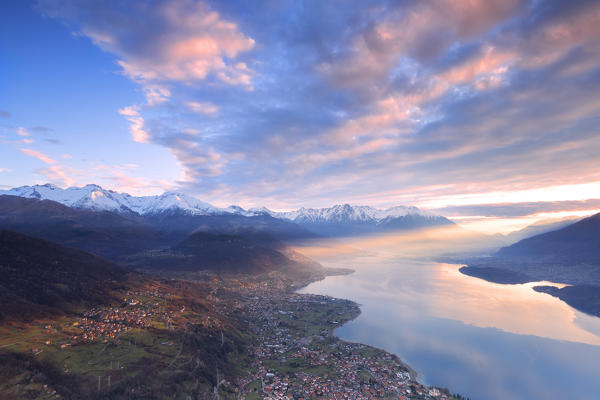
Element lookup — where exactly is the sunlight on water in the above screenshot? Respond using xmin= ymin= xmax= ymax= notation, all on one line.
xmin=297 ymin=240 xmax=600 ymax=400
xmin=432 ymin=263 xmax=600 ymax=345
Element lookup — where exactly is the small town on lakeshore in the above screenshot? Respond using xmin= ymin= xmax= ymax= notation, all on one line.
xmin=0 ymin=271 xmax=464 ymax=399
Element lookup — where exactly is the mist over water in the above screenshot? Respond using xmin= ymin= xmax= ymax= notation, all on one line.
xmin=297 ymin=234 xmax=600 ymax=400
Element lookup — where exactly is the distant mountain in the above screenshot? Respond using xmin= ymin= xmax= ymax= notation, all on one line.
xmin=461 ymin=212 xmax=600 ymax=288
xmin=497 ymin=213 xmax=600 ymax=263
xmin=1 ymin=184 xmax=453 ymax=238
xmin=126 ymin=230 xmax=322 ymax=278
xmin=0 ymin=183 xmax=226 ymax=215
xmin=0 ymin=193 xmax=318 ymax=259
xmin=0 ymin=195 xmax=166 ymax=261
xmin=142 ymin=209 xmax=319 ymax=244
xmin=0 ymin=230 xmax=128 ymax=322
xmin=505 ymin=217 xmax=580 ymax=244
xmin=264 ymin=204 xmax=453 ymax=237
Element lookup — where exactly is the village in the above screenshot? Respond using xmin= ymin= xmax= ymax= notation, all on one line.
xmin=28 ymin=289 xmax=179 ymax=350
xmin=70 ymin=290 xmax=174 ymax=343
xmin=17 ymin=273 xmax=461 ymax=399
xmin=233 ymin=286 xmax=457 ymax=400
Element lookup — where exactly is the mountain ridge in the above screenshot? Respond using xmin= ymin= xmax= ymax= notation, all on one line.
xmin=1 ymin=184 xmax=451 ymax=237
xmin=0 ymin=183 xmax=443 ymax=220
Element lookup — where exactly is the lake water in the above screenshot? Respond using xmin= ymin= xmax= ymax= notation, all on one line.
xmin=298 ymin=251 xmax=600 ymax=400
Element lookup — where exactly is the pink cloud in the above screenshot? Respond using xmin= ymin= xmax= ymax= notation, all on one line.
xmin=186 ymin=101 xmax=218 ymax=115
xmin=441 ymin=46 xmax=513 ymax=86
xmin=103 ymin=1 xmax=255 ymax=92
xmin=19 ymin=148 xmax=56 ymax=164
xmin=17 ymin=127 xmax=30 ymax=137
xmin=118 ymin=106 xmax=149 ymax=143
xmin=516 ymin=2 xmax=600 ymax=70
xmin=38 ymin=165 xmax=75 ymax=187
xmin=318 ymin=0 xmax=522 ymax=87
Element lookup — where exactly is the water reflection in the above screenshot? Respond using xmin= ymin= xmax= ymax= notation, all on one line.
xmin=298 ymin=249 xmax=600 ymax=400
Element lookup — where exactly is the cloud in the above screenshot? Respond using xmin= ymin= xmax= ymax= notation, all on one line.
xmin=44 ymin=138 xmax=61 ymax=145
xmin=0 ymin=110 xmax=11 ymax=118
xmin=118 ymin=105 xmax=149 ymax=143
xmin=92 ymin=163 xmax=173 ymax=195
xmin=435 ymin=198 xmax=600 ymax=218
xmin=317 ymin=0 xmax=522 ymax=88
xmin=31 ymin=126 xmax=52 ymax=133
xmin=143 ymin=84 xmax=171 ymax=106
xmin=161 ymin=136 xmax=226 ymax=181
xmin=17 ymin=127 xmax=30 ymax=137
xmin=19 ymin=148 xmax=56 ymax=164
xmin=186 ymin=101 xmax=218 ymax=115
xmin=33 ymin=0 xmax=600 ymax=225
xmin=38 ymin=0 xmax=256 ymax=95
xmin=38 ymin=164 xmax=75 ymax=186
xmin=0 ymin=168 xmax=13 ymax=173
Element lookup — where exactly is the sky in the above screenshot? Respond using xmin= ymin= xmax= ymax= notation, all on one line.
xmin=1 ymin=0 xmax=600 ymax=234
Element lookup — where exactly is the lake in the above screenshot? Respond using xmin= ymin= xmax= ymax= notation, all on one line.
xmin=298 ymin=250 xmax=600 ymax=400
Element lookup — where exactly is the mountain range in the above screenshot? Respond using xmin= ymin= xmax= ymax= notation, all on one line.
xmin=1 ymin=183 xmax=237 ymax=216
xmin=463 ymin=212 xmax=600 ymax=284
xmin=269 ymin=203 xmax=453 ymax=236
xmin=504 ymin=217 xmax=580 ymax=244
xmin=0 ymin=184 xmax=452 ymax=238
xmin=461 ymin=212 xmax=600 ymax=316
xmin=496 ymin=212 xmax=600 ymax=264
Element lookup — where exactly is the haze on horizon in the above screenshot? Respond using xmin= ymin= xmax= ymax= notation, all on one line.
xmin=1 ymin=0 xmax=600 ymax=234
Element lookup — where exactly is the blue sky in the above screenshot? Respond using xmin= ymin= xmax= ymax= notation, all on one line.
xmin=1 ymin=0 xmax=600 ymax=232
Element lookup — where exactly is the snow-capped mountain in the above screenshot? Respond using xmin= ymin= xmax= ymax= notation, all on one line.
xmin=267 ymin=204 xmax=440 ymax=223
xmin=0 ymin=184 xmax=452 ymax=237
xmin=255 ymin=204 xmax=453 ymax=237
xmin=0 ymin=183 xmax=226 ymax=216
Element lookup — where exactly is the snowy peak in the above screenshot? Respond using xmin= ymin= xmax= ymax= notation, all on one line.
xmin=132 ymin=191 xmax=219 ymax=215
xmin=0 ymin=184 xmax=451 ymax=236
xmin=262 ymin=204 xmax=452 ymax=237
xmin=2 ymin=183 xmax=131 ymax=213
xmin=268 ymin=204 xmax=441 ymax=224
xmin=0 ymin=184 xmax=224 ymax=216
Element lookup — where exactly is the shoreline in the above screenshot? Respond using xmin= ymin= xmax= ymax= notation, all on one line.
xmin=268 ymin=267 xmax=458 ymax=399
xmin=301 ymin=268 xmax=423 ymax=380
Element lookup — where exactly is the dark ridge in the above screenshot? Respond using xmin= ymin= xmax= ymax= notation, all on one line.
xmin=534 ymin=285 xmax=600 ymax=317
xmin=0 ymin=195 xmax=165 ymax=261
xmin=496 ymin=212 xmax=600 ymax=263
xmin=0 ymin=229 xmax=128 ymax=322
xmin=459 ymin=266 xmax=534 ymax=284
xmin=127 ymin=230 xmax=303 ymax=275
xmin=143 ymin=210 xmax=319 ymax=244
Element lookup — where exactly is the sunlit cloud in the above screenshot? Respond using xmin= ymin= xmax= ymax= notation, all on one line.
xmin=186 ymin=101 xmax=218 ymax=115
xmin=417 ymin=181 xmax=600 ymax=209
xmin=19 ymin=148 xmax=56 ymax=164
xmin=38 ymin=164 xmax=75 ymax=187
xmin=118 ymin=105 xmax=149 ymax=143
xmin=17 ymin=127 xmax=30 ymax=137
xmin=38 ymin=0 xmax=256 ymax=91
xmin=23 ymin=0 xmax=600 ymax=234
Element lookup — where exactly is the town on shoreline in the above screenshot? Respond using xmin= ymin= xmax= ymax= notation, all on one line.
xmin=0 ymin=268 xmax=465 ymax=399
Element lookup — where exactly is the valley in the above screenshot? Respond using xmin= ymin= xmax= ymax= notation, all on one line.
xmin=1 ymin=186 xmax=600 ymax=399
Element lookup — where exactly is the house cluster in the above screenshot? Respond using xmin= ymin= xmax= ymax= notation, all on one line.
xmin=69 ymin=290 xmax=170 ymax=343
xmin=238 ymin=289 xmax=453 ymax=400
